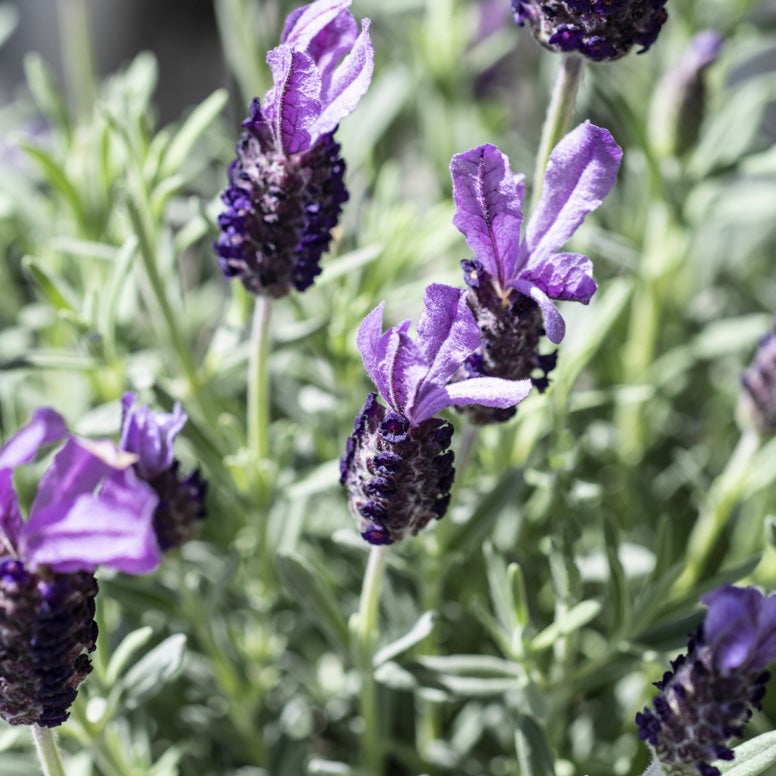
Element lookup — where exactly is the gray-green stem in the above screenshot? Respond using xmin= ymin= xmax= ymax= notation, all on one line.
xmin=356 ymin=545 xmax=389 ymax=776
xmin=31 ymin=725 xmax=67 ymax=776
xmin=248 ymin=295 xmax=272 ymax=461
xmin=675 ymin=428 xmax=761 ymax=593
xmin=530 ymin=54 xmax=584 ymax=210
xmin=57 ymin=0 xmax=96 ymax=119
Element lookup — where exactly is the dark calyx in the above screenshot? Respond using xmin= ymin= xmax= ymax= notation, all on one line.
xmin=457 ymin=259 xmax=556 ymax=425
xmin=215 ymin=99 xmax=348 ymax=298
xmin=340 ymin=393 xmax=455 ymax=545
xmin=0 ymin=559 xmax=98 ymax=727
xmin=147 ymin=462 xmax=208 ymax=552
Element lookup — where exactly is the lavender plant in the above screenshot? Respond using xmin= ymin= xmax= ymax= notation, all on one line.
xmin=1 ymin=0 xmax=775 ymax=775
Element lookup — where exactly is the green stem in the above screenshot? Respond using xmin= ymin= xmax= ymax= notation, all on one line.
xmin=356 ymin=545 xmax=389 ymax=776
xmin=530 ymin=54 xmax=584 ymax=210
xmin=675 ymin=429 xmax=761 ymax=593
xmin=30 ymin=726 xmax=67 ymax=776
xmin=57 ymin=0 xmax=96 ymax=119
xmin=248 ymin=296 xmax=272 ymax=461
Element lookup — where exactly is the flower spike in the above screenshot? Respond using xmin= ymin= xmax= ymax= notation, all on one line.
xmin=341 ymin=284 xmax=532 ymax=544
xmin=636 ymin=585 xmax=776 ymax=776
xmin=215 ymin=0 xmax=373 ymax=297
xmin=450 ymin=122 xmax=621 ymax=424
xmin=512 ymin=0 xmax=669 ymax=61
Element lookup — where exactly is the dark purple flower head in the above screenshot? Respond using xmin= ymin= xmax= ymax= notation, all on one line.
xmin=120 ymin=393 xmax=207 ymax=552
xmin=512 ymin=0 xmax=668 ymax=60
xmin=0 ymin=408 xmax=161 ymax=726
xmin=340 ymin=284 xmax=532 ymax=544
xmin=738 ymin=319 xmax=776 ymax=434
xmin=215 ymin=0 xmax=373 ymax=298
xmin=636 ymin=585 xmax=776 ymax=776
xmin=449 ymin=123 xmax=620 ymax=422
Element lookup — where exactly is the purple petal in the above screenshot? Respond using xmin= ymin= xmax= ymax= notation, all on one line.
xmin=265 ymin=47 xmax=322 ymax=154
xmin=415 ymin=283 xmax=481 ymax=388
xmin=451 ymin=144 xmax=525 ymax=286
xmin=119 ymin=393 xmax=187 ymax=480
xmin=523 ymin=122 xmax=622 ymax=266
xmin=31 ymin=437 xmax=136 ymax=515
xmin=510 ymin=279 xmax=566 ymax=344
xmin=0 ymin=407 xmax=68 ymax=470
xmin=0 ymin=471 xmax=22 ymax=554
xmin=378 ymin=324 xmax=426 ymax=417
xmin=750 ymin=594 xmax=776 ymax=668
xmin=313 ymin=19 xmax=374 ymax=138
xmin=21 ymin=467 xmax=161 ymax=575
xmin=307 ymin=9 xmax=359 ymax=95
xmin=357 ymin=302 xmax=388 ymax=396
xmin=519 ymin=251 xmax=597 ymax=304
xmin=703 ymin=585 xmax=761 ymax=673
xmin=281 ymin=0 xmax=353 ymax=51
xmin=413 ymin=377 xmax=533 ymax=421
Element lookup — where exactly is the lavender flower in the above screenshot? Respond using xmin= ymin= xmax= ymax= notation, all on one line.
xmin=636 ymin=585 xmax=776 ymax=776
xmin=340 ymin=284 xmax=532 ymax=544
xmin=0 ymin=409 xmax=160 ymax=726
xmin=512 ymin=0 xmax=669 ymax=61
xmin=450 ymin=122 xmax=622 ymax=423
xmin=737 ymin=319 xmax=776 ymax=434
xmin=120 ymin=393 xmax=207 ymax=552
xmin=215 ymin=0 xmax=374 ymax=297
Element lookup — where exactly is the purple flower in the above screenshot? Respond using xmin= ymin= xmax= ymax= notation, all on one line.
xmin=340 ymin=284 xmax=532 ymax=544
xmin=449 ymin=122 xmax=621 ymax=422
xmin=636 ymin=585 xmax=776 ymax=776
xmin=512 ymin=0 xmax=668 ymax=60
xmin=215 ymin=0 xmax=374 ymax=297
xmin=738 ymin=318 xmax=776 ymax=434
xmin=0 ymin=408 xmax=161 ymax=726
xmin=120 ymin=393 xmax=207 ymax=552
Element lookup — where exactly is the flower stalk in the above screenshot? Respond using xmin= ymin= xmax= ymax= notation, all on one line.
xmin=31 ymin=725 xmax=67 ymax=776
xmin=355 ymin=545 xmax=389 ymax=776
xmin=248 ymin=295 xmax=272 ymax=462
xmin=531 ymin=54 xmax=583 ymax=210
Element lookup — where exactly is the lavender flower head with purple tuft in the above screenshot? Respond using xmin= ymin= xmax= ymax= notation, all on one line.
xmin=0 ymin=409 xmax=161 ymax=727
xmin=450 ymin=121 xmax=621 ymax=423
xmin=120 ymin=393 xmax=207 ymax=552
xmin=215 ymin=0 xmax=373 ymax=298
xmin=636 ymin=585 xmax=776 ymax=776
xmin=512 ymin=0 xmax=668 ymax=61
xmin=340 ymin=284 xmax=532 ymax=545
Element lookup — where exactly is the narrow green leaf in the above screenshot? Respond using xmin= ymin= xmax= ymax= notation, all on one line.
xmin=119 ymin=634 xmax=187 ymax=709
xmin=20 ymin=143 xmax=85 ymax=227
xmin=105 ymin=626 xmax=154 ymax=686
xmin=718 ymin=731 xmax=776 ymax=775
xmin=373 ymin=611 xmax=436 ymax=667
xmin=530 ymin=600 xmax=602 ymax=653
xmin=161 ymin=89 xmax=228 ymax=178
xmin=23 ymin=53 xmax=70 ymax=138
xmin=21 ymin=256 xmax=79 ymax=314
xmin=515 ymin=714 xmax=557 ymax=776
xmin=484 ymin=542 xmax=516 ymax=635
xmin=276 ymin=553 xmax=350 ymax=656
